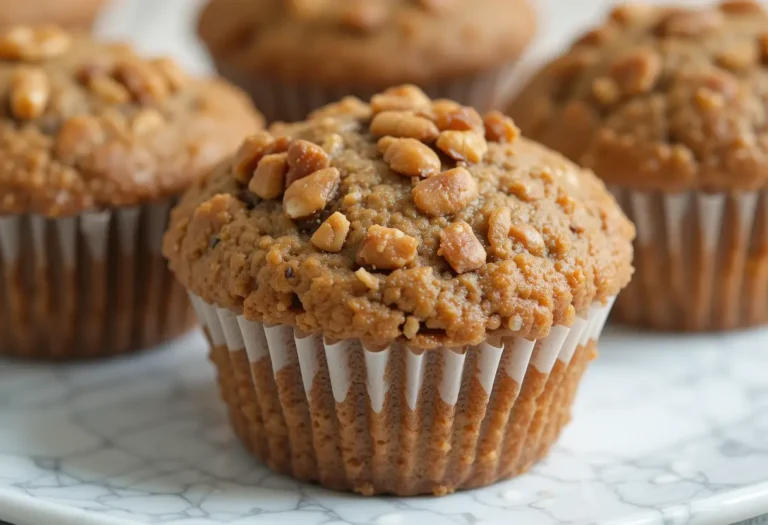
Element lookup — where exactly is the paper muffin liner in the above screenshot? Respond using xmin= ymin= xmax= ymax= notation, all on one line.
xmin=215 ymin=63 xmax=517 ymax=123
xmin=190 ymin=293 xmax=615 ymax=495
xmin=0 ymin=199 xmax=195 ymax=360
xmin=609 ymin=186 xmax=768 ymax=331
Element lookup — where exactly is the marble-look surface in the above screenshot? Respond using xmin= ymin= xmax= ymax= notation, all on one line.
xmin=2 ymin=328 xmax=768 ymax=525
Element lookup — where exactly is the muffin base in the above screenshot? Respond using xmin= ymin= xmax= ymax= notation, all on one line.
xmin=0 ymin=201 xmax=195 ymax=360
xmin=217 ymin=64 xmax=515 ymax=123
xmin=610 ymin=187 xmax=768 ymax=331
xmin=191 ymin=295 xmax=614 ymax=496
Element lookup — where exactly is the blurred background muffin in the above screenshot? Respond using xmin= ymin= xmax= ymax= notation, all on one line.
xmin=0 ymin=25 xmax=263 ymax=359
xmin=197 ymin=0 xmax=536 ymax=122
xmin=0 ymin=0 xmax=105 ymax=31
xmin=509 ymin=0 xmax=768 ymax=332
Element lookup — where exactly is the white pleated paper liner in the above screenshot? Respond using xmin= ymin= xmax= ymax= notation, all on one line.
xmin=0 ymin=200 xmax=195 ymax=359
xmin=191 ymin=293 xmax=615 ymax=496
xmin=610 ymin=186 xmax=768 ymax=331
xmin=215 ymin=63 xmax=516 ymax=123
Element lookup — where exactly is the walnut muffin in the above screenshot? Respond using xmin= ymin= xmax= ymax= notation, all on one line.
xmin=0 ymin=0 xmax=104 ymax=31
xmin=164 ymin=85 xmax=634 ymax=495
xmin=0 ymin=25 xmax=263 ymax=360
xmin=197 ymin=0 xmax=536 ymax=122
xmin=509 ymin=0 xmax=768 ymax=332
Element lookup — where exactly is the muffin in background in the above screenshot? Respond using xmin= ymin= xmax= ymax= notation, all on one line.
xmin=0 ymin=25 xmax=263 ymax=360
xmin=0 ymin=0 xmax=105 ymax=31
xmin=509 ymin=0 xmax=768 ymax=332
xmin=163 ymin=85 xmax=634 ymax=495
xmin=197 ymin=0 xmax=536 ymax=122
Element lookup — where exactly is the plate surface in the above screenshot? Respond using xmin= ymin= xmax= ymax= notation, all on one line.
xmin=2 ymin=328 xmax=768 ymax=525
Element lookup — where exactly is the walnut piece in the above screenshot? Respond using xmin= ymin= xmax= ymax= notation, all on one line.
xmin=286 ymin=139 xmax=331 ymax=187
xmin=0 ymin=25 xmax=72 ymax=61
xmin=430 ymin=100 xmax=484 ymax=133
xmin=371 ymin=85 xmax=431 ymax=114
xmin=10 ymin=67 xmax=49 ymax=120
xmin=88 ymin=75 xmax=131 ymax=104
xmin=55 ymin=116 xmax=105 ymax=163
xmin=283 ymin=167 xmax=340 ymax=219
xmin=356 ymin=225 xmax=418 ymax=270
xmin=609 ymin=48 xmax=662 ymax=95
xmin=412 ymin=167 xmax=478 ymax=217
xmin=114 ymin=60 xmax=169 ymax=104
xmin=436 ymin=131 xmax=488 ymax=163
xmin=381 ymin=137 xmax=441 ymax=177
xmin=341 ymin=2 xmax=388 ymax=32
xmin=719 ymin=0 xmax=763 ymax=14
xmin=355 ymin=267 xmax=379 ymax=290
xmin=131 ymin=109 xmax=164 ymax=136
xmin=370 ymin=111 xmax=439 ymax=141
xmin=150 ymin=57 xmax=187 ymax=92
xmin=483 ymin=111 xmax=519 ymax=143
xmin=402 ymin=316 xmax=420 ymax=339
xmin=487 ymin=207 xmax=512 ymax=255
xmin=249 ymin=153 xmax=288 ymax=199
xmin=311 ymin=211 xmax=350 ymax=253
xmin=439 ymin=221 xmax=486 ymax=274
xmin=656 ymin=9 xmax=724 ymax=37
xmin=592 ymin=76 xmax=620 ymax=106
xmin=232 ymin=132 xmax=276 ymax=184
xmin=509 ymin=221 xmax=546 ymax=256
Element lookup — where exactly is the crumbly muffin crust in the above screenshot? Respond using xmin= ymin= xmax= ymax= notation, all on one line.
xmin=198 ymin=0 xmax=536 ymax=86
xmin=0 ymin=25 xmax=263 ymax=217
xmin=164 ymin=86 xmax=634 ymax=350
xmin=510 ymin=0 xmax=768 ymax=192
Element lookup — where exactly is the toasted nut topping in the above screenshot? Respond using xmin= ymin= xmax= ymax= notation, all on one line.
xmin=719 ymin=0 xmax=763 ymax=14
xmin=509 ymin=222 xmax=546 ymax=256
xmin=131 ymin=108 xmax=165 ymax=135
xmin=412 ymin=167 xmax=478 ymax=217
xmin=286 ymin=139 xmax=331 ymax=187
xmin=487 ymin=207 xmax=512 ymax=255
xmin=88 ymin=75 xmax=131 ymax=104
xmin=310 ymin=96 xmax=371 ymax=120
xmin=438 ymin=221 xmax=486 ymax=274
xmin=341 ymin=2 xmax=388 ymax=32
xmin=609 ymin=4 xmax=654 ymax=25
xmin=656 ymin=9 xmax=724 ymax=37
xmin=0 ymin=25 xmax=71 ymax=61
xmin=114 ymin=60 xmax=169 ymax=104
xmin=609 ymin=48 xmax=662 ymax=95
xmin=403 ymin=315 xmax=420 ymax=339
xmin=592 ymin=76 xmax=620 ymax=106
xmin=382 ymin=137 xmax=441 ymax=177
xmin=55 ymin=116 xmax=105 ymax=163
xmin=483 ymin=111 xmax=519 ymax=143
xmin=715 ymin=40 xmax=758 ymax=71
xmin=10 ymin=67 xmax=49 ymax=120
xmin=371 ymin=85 xmax=431 ymax=114
xmin=321 ymin=133 xmax=345 ymax=156
xmin=249 ymin=153 xmax=289 ymax=199
xmin=370 ymin=111 xmax=440 ymax=141
xmin=431 ymin=100 xmax=484 ymax=133
xmin=232 ymin=132 xmax=275 ymax=183
xmin=572 ymin=25 xmax=617 ymax=48
xmin=150 ymin=57 xmax=187 ymax=91
xmin=283 ymin=167 xmax=340 ymax=219
xmin=357 ymin=225 xmax=418 ymax=270
xmin=355 ymin=267 xmax=379 ymax=290
xmin=436 ymin=131 xmax=488 ymax=163
xmin=311 ymin=211 xmax=351 ymax=252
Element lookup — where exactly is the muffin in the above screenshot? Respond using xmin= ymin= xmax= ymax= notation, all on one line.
xmin=197 ymin=0 xmax=536 ymax=123
xmin=0 ymin=25 xmax=263 ymax=359
xmin=164 ymin=85 xmax=634 ymax=495
xmin=509 ymin=0 xmax=768 ymax=331
xmin=0 ymin=0 xmax=104 ymax=31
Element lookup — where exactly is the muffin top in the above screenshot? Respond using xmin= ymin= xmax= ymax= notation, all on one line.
xmin=198 ymin=0 xmax=536 ymax=86
xmin=510 ymin=0 xmax=768 ymax=192
xmin=0 ymin=0 xmax=104 ymax=31
xmin=164 ymin=86 xmax=634 ymax=350
xmin=0 ymin=25 xmax=263 ymax=217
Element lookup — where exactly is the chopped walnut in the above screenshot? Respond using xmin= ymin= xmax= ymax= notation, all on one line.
xmin=0 ymin=25 xmax=72 ymax=61
xmin=286 ymin=139 xmax=331 ymax=187
xmin=249 ymin=153 xmax=289 ymax=199
xmin=609 ymin=48 xmax=662 ymax=95
xmin=592 ymin=76 xmax=620 ymax=106
xmin=311 ymin=211 xmax=351 ymax=253
xmin=412 ymin=167 xmax=478 ymax=217
xmin=131 ymin=109 xmax=165 ymax=136
xmin=232 ymin=132 xmax=275 ymax=184
xmin=341 ymin=2 xmax=388 ymax=32
xmin=370 ymin=111 xmax=439 ymax=142
xmin=715 ymin=40 xmax=758 ymax=71
xmin=355 ymin=267 xmax=379 ymax=290
xmin=114 ymin=60 xmax=169 ymax=104
xmin=483 ymin=111 xmax=519 ymax=143
xmin=356 ymin=225 xmax=418 ymax=270
xmin=88 ymin=75 xmax=131 ymax=104
xmin=609 ymin=4 xmax=654 ymax=26
xmin=656 ymin=9 xmax=724 ymax=37
xmin=487 ymin=207 xmax=512 ymax=255
xmin=438 ymin=221 xmax=486 ymax=274
xmin=402 ymin=316 xmax=420 ymax=339
xmin=370 ymin=85 xmax=431 ymax=114
xmin=55 ymin=116 xmax=105 ymax=163
xmin=436 ymin=131 xmax=488 ymax=163
xmin=509 ymin=222 xmax=546 ymax=256
xmin=719 ymin=0 xmax=763 ymax=14
xmin=572 ymin=25 xmax=617 ymax=48
xmin=310 ymin=96 xmax=371 ymax=120
xmin=430 ymin=100 xmax=484 ymax=133
xmin=150 ymin=57 xmax=187 ymax=91
xmin=10 ymin=67 xmax=49 ymax=120
xmin=381 ymin=137 xmax=441 ymax=177
xmin=283 ymin=167 xmax=340 ymax=219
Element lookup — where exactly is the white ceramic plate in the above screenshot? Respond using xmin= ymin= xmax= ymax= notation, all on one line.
xmin=2 ymin=327 xmax=768 ymax=525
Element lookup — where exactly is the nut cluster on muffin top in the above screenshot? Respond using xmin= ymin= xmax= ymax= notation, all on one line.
xmin=510 ymin=0 xmax=768 ymax=192
xmin=164 ymin=85 xmax=634 ymax=350
xmin=198 ymin=0 xmax=535 ymax=85
xmin=0 ymin=25 xmax=262 ymax=216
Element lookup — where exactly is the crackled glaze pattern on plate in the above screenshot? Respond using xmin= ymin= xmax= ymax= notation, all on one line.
xmin=2 ymin=329 xmax=768 ymax=525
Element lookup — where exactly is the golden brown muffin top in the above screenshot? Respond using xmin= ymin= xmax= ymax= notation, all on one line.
xmin=0 ymin=26 xmax=263 ymax=217
xmin=510 ymin=0 xmax=768 ymax=192
xmin=0 ymin=0 xmax=104 ymax=31
xmin=164 ymin=86 xmax=634 ymax=351
xmin=198 ymin=0 xmax=536 ymax=86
